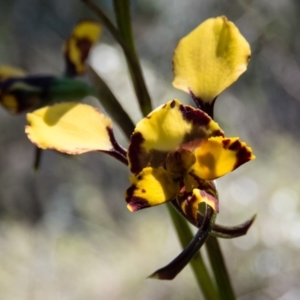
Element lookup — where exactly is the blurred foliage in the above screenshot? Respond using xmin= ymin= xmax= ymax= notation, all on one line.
xmin=1 ymin=0 xmax=300 ymax=299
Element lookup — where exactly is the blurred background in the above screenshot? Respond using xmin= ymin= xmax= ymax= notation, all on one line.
xmin=0 ymin=0 xmax=300 ymax=299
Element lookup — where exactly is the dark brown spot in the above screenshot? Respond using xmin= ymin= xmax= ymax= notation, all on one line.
xmin=222 ymin=138 xmax=231 ymax=148
xmin=125 ymin=184 xmax=136 ymax=200
xmin=213 ymin=129 xmax=224 ymax=137
xmin=137 ymin=175 xmax=143 ymax=180
xmin=179 ymin=104 xmax=211 ymax=127
xmin=64 ymin=37 xmax=92 ymax=76
xmin=234 ymin=146 xmax=253 ymax=170
xmin=126 ymin=196 xmax=150 ymax=211
xmin=170 ymin=100 xmax=176 ymax=108
xmin=228 ymin=140 xmax=241 ymax=151
xmin=128 ymin=132 xmax=145 ymax=174
xmin=162 ymin=104 xmax=167 ymax=109
xmin=76 ymin=38 xmax=93 ymax=64
xmin=141 ymin=189 xmax=146 ymax=193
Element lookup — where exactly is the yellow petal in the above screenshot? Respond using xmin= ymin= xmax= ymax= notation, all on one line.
xmin=173 ymin=16 xmax=251 ymax=103
xmin=25 ymin=102 xmax=114 ymax=154
xmin=0 ymin=65 xmax=26 ymax=82
xmin=125 ymin=167 xmax=179 ymax=211
xmin=190 ymin=136 xmax=255 ymax=180
xmin=181 ymin=189 xmax=219 ymax=223
xmin=63 ymin=21 xmax=102 ymax=76
xmin=128 ymin=99 xmax=223 ymax=174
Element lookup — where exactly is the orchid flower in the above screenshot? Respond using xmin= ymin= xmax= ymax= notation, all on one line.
xmin=25 ymin=16 xmax=255 ymax=280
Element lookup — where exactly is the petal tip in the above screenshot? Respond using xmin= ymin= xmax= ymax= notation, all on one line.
xmin=126 ymin=195 xmax=150 ymax=212
xmin=147 ymin=272 xmax=160 ymax=280
xmin=126 ymin=203 xmax=136 ymax=212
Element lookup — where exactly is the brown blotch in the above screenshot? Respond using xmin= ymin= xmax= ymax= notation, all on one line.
xmin=127 ymin=197 xmax=150 ymax=211
xmin=137 ymin=175 xmax=143 ymax=180
xmin=170 ymin=100 xmax=176 ymax=108
xmin=64 ymin=37 xmax=92 ymax=76
xmin=234 ymin=146 xmax=253 ymax=170
xmin=228 ymin=140 xmax=241 ymax=151
xmin=125 ymin=184 xmax=136 ymax=200
xmin=76 ymin=37 xmax=93 ymax=65
xmin=222 ymin=138 xmax=231 ymax=148
xmin=213 ymin=129 xmax=224 ymax=137
xmin=128 ymin=132 xmax=145 ymax=174
xmin=141 ymin=189 xmax=146 ymax=193
xmin=179 ymin=104 xmax=211 ymax=127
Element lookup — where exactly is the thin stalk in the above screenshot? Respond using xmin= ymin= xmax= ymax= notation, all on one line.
xmin=113 ymin=0 xmax=152 ymax=116
xmin=205 ymin=236 xmax=235 ymax=300
xmin=167 ymin=204 xmax=219 ymax=299
xmin=82 ymin=0 xmax=152 ymax=116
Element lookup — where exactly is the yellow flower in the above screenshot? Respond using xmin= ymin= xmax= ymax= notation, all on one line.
xmin=125 ymin=99 xmax=254 ymax=222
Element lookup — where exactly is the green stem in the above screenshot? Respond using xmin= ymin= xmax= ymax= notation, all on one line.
xmin=112 ymin=0 xmax=136 ymax=54
xmin=205 ymin=236 xmax=235 ymax=300
xmin=167 ymin=204 xmax=219 ymax=300
xmin=82 ymin=0 xmax=152 ymax=116
xmin=113 ymin=0 xmax=152 ymax=116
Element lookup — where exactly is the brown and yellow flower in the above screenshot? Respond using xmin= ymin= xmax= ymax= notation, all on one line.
xmin=125 ymin=99 xmax=254 ymax=222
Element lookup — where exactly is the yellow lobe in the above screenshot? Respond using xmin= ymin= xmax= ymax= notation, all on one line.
xmin=125 ymin=167 xmax=179 ymax=211
xmin=25 ymin=102 xmax=114 ymax=154
xmin=173 ymin=16 xmax=251 ymax=102
xmin=63 ymin=20 xmax=102 ymax=75
xmin=190 ymin=136 xmax=255 ymax=180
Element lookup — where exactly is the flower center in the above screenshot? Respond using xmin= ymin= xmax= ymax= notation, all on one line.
xmin=166 ymin=148 xmax=196 ymax=177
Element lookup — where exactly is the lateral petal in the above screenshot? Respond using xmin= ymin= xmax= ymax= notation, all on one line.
xmin=173 ymin=16 xmax=250 ymax=103
xmin=125 ymin=167 xmax=179 ymax=212
xmin=190 ymin=136 xmax=255 ymax=180
xmin=26 ymin=102 xmax=114 ymax=154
